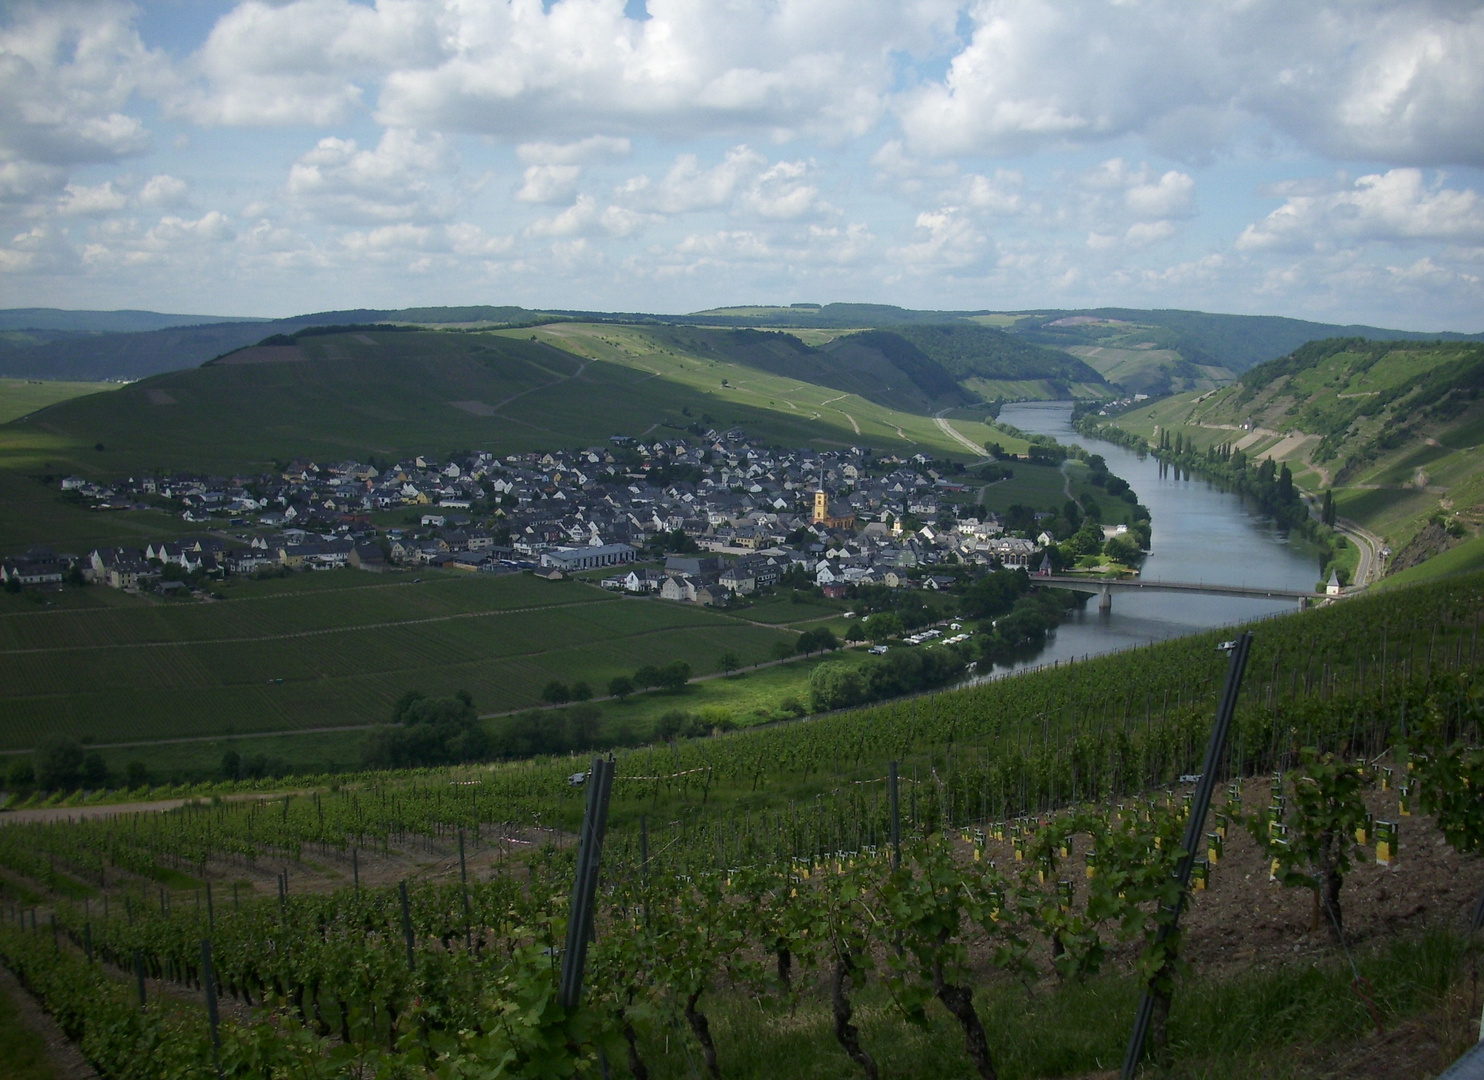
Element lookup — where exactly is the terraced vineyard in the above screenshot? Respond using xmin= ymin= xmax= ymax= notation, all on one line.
xmin=0 ymin=574 xmax=1481 ymax=1078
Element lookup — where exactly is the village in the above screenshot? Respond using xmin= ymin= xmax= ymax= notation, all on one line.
xmin=1 ymin=430 xmax=1072 ymax=599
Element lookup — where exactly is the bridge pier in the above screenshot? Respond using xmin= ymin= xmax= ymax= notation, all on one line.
xmin=1098 ymin=582 xmax=1112 ymax=613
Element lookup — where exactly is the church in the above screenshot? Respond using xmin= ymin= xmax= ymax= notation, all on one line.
xmin=812 ymin=487 xmax=857 ymax=531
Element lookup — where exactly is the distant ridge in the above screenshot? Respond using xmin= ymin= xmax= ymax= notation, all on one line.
xmin=0 ymin=308 xmax=259 ymax=333
xmin=1 ymin=303 xmax=1480 ymax=384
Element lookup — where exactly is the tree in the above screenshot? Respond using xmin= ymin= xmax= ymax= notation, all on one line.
xmin=634 ymin=664 xmax=663 ymax=689
xmin=659 ymin=660 xmax=692 ymax=691
xmin=809 ymin=662 xmax=867 ymax=711
xmin=366 ymin=691 xmax=488 ymax=768
xmin=717 ymin=651 xmax=741 ymax=674
xmin=798 ymin=627 xmax=840 ymax=655
xmin=34 ymin=736 xmax=83 ymax=791
xmin=1102 ymin=535 xmax=1142 ymax=565
xmin=865 ymin=613 xmax=902 ymax=643
xmin=6 ymin=758 xmax=34 ymax=789
xmin=221 ymin=750 xmax=241 ymax=781
xmin=570 ymin=681 xmax=593 ymax=702
xmin=771 ymin=639 xmax=797 ymax=663
xmin=125 ymin=761 xmax=150 ymax=789
xmin=82 ymin=752 xmax=108 ymax=788
xmin=542 ymin=680 xmax=572 ymax=705
xmin=608 ymin=675 xmax=636 ymax=700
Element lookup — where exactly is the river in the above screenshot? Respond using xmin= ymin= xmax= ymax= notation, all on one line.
xmin=969 ymin=400 xmax=1323 ymax=680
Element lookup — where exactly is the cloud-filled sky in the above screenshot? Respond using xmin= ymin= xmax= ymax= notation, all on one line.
xmin=1 ymin=0 xmax=1482 ymax=329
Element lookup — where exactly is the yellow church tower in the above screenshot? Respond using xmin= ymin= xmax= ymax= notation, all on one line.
xmin=813 ymin=488 xmax=829 ymax=524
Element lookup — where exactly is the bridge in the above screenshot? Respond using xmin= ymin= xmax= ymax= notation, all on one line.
xmin=1039 ymin=574 xmax=1320 ymax=613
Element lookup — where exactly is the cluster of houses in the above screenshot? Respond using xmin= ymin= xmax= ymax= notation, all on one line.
xmin=6 ymin=432 xmax=1056 ymax=598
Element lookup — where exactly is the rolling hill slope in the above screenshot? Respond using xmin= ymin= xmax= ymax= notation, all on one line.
xmin=0 ymin=326 xmax=1018 ymax=482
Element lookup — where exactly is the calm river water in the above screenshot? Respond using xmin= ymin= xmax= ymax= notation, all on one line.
xmin=969 ymin=400 xmax=1323 ymax=679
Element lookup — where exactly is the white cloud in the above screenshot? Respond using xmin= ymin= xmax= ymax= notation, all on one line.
xmin=148 ymin=211 xmax=234 ymax=245
xmin=526 ymin=194 xmax=600 ymax=238
xmin=514 ymin=165 xmax=581 ymax=205
xmin=58 ymin=181 xmax=128 ymax=216
xmin=960 ymin=170 xmax=1024 ymax=215
xmin=171 ymin=0 xmax=441 ymax=126
xmin=899 ymin=1 xmax=1484 ymax=167
xmin=138 ymin=174 xmax=190 ymax=208
xmin=0 ymin=3 xmax=161 ymax=172
xmin=616 ymin=145 xmax=830 ymax=220
xmin=286 ymin=128 xmax=455 ymax=223
xmin=1124 ymin=171 xmax=1195 ymax=220
xmin=1237 ymin=169 xmax=1484 ymax=252
xmin=516 ymin=136 xmax=631 ymax=166
xmin=375 ymin=0 xmax=957 ymax=141
xmin=887 ymin=207 xmax=987 ymax=272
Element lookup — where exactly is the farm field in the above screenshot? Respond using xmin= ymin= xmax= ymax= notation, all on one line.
xmin=0 ymin=378 xmax=117 ymax=424
xmin=0 ymin=570 xmax=815 ymax=753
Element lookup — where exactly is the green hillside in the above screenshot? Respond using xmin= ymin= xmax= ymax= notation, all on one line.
xmin=1093 ymin=339 xmax=1484 ymax=581
xmin=0 ymin=324 xmax=1020 ymax=486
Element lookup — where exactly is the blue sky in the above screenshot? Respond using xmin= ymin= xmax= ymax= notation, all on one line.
xmin=1 ymin=0 xmax=1482 ymax=329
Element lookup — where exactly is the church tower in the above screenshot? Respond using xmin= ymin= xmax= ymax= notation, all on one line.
xmin=813 ymin=488 xmax=828 ymax=524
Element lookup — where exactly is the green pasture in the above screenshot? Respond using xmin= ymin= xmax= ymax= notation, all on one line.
xmin=0 ymin=378 xmax=117 ymax=424
xmin=0 ymin=571 xmax=806 ymax=751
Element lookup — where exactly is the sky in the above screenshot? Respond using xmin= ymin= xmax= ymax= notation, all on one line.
xmin=1 ymin=0 xmax=1482 ymax=329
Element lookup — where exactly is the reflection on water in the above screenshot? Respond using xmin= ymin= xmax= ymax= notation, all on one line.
xmin=964 ymin=401 xmax=1322 ymax=682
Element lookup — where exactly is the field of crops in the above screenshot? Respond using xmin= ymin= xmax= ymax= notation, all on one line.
xmin=0 ymin=571 xmax=803 ymax=751
xmin=0 ymin=572 xmax=1481 ymax=1078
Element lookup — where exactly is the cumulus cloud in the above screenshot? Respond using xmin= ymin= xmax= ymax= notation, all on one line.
xmin=514 ymin=165 xmax=581 ymax=205
xmin=1237 ymin=169 xmax=1484 ymax=252
xmin=286 ymin=128 xmax=455 ymax=223
xmin=374 ymin=0 xmax=956 ymax=141
xmin=0 ymin=3 xmax=161 ymax=171
xmin=616 ymin=145 xmax=831 ymax=219
xmin=887 ymin=207 xmax=987 ymax=272
xmin=58 ymin=181 xmax=128 ymax=216
xmin=169 ymin=0 xmax=442 ymax=126
xmin=899 ymin=0 xmax=1484 ymax=167
xmin=138 ymin=174 xmax=189 ymax=207
xmin=516 ymin=136 xmax=630 ymax=166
